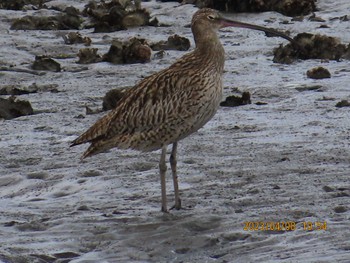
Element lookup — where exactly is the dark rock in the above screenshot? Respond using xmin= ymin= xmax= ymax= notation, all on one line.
xmin=279 ymin=157 xmax=290 ymax=162
xmin=166 ymin=35 xmax=191 ymax=51
xmin=63 ymin=32 xmax=91 ymax=46
xmin=4 ymin=221 xmax=18 ymax=227
xmin=273 ymin=33 xmax=350 ymax=64
xmin=102 ymin=38 xmax=151 ymax=64
xmin=151 ymin=34 xmax=191 ymax=51
xmin=32 ymin=56 xmax=61 ymax=72
xmin=85 ymin=106 xmax=101 ymax=115
xmin=103 ymin=40 xmax=124 ymax=64
xmin=0 ymin=96 xmax=34 ymax=120
xmin=123 ymin=38 xmax=152 ymax=63
xmin=102 ymin=87 xmax=130 ymax=111
xmin=220 ymin=92 xmax=251 ymax=107
xmin=77 ymin=205 xmax=90 ymax=211
xmin=58 ymin=9 xmax=82 ymax=29
xmin=180 ymin=0 xmax=316 ymax=17
xmin=322 ymin=185 xmax=334 ymax=192
xmin=274 ymin=0 xmax=317 ymax=16
xmin=53 ymin=252 xmax=80 ymax=259
xmin=318 ymin=24 xmax=330 ymax=29
xmin=306 ymin=66 xmax=331 ymax=79
xmin=27 ymin=171 xmax=48 ymax=180
xmin=332 ymin=15 xmax=350 ymax=22
xmin=331 ymin=192 xmax=350 ymax=198
xmin=308 ymin=14 xmax=326 ymax=22
xmin=122 ymin=10 xmax=151 ymax=28
xmin=335 ymin=100 xmax=350 ymax=108
xmin=64 ymin=6 xmax=81 ymax=16
xmin=153 ymin=50 xmax=166 ymax=60
xmin=334 ymin=206 xmax=348 ymax=213
xmin=255 ymin=101 xmax=268 ymax=105
xmin=77 ymin=48 xmax=102 ymax=64
xmin=175 ymin=248 xmax=191 ymax=254
xmin=220 ymin=232 xmax=250 ymax=241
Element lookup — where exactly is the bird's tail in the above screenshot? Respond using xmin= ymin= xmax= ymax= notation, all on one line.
xmin=70 ymin=110 xmax=116 ymax=147
xmin=80 ymin=136 xmax=128 ymax=159
xmin=80 ymin=142 xmax=105 ymax=159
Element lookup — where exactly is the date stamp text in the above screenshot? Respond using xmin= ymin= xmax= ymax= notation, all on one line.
xmin=243 ymin=221 xmax=327 ymax=231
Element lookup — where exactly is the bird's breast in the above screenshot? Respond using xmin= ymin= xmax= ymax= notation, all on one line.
xmin=174 ymin=72 xmax=223 ymax=142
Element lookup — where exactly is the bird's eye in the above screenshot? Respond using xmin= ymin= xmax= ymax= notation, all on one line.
xmin=207 ymin=15 xmax=215 ymax=20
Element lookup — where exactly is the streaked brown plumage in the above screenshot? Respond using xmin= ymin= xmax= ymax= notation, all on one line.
xmin=71 ymin=8 xmax=293 ymax=212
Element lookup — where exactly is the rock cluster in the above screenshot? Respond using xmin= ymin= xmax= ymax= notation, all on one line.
xmin=171 ymin=0 xmax=317 ymax=16
xmin=273 ymin=33 xmax=350 ymax=64
xmin=102 ymin=38 xmax=152 ymax=64
xmin=82 ymin=0 xmax=158 ymax=32
xmin=11 ymin=6 xmax=81 ymax=30
xmin=76 ymin=35 xmax=191 ymax=65
xmin=306 ymin=67 xmax=331 ymax=79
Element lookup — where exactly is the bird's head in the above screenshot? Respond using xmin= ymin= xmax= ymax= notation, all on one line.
xmin=191 ymin=8 xmax=225 ymax=32
xmin=191 ymin=8 xmax=294 ymax=44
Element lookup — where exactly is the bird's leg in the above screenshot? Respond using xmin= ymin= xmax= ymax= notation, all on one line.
xmin=170 ymin=142 xmax=181 ymax=210
xmin=159 ymin=145 xmax=168 ymax=212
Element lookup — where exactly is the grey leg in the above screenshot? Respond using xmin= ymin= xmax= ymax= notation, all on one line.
xmin=159 ymin=145 xmax=168 ymax=212
xmin=170 ymin=142 xmax=181 ymax=210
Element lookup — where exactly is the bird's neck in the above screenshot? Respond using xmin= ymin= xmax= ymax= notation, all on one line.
xmin=193 ymin=28 xmax=225 ymax=73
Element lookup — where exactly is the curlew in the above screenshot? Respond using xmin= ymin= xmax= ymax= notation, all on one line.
xmin=71 ymin=8 xmax=294 ymax=212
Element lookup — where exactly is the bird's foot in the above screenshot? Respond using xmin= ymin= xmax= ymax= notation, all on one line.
xmin=170 ymin=198 xmax=182 ymax=210
xmin=161 ymin=206 xmax=169 ymax=213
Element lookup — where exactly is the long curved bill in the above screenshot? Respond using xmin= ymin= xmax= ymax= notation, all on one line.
xmin=220 ymin=15 xmax=294 ymax=43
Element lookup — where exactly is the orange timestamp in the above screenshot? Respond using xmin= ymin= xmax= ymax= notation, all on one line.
xmin=243 ymin=221 xmax=327 ymax=231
